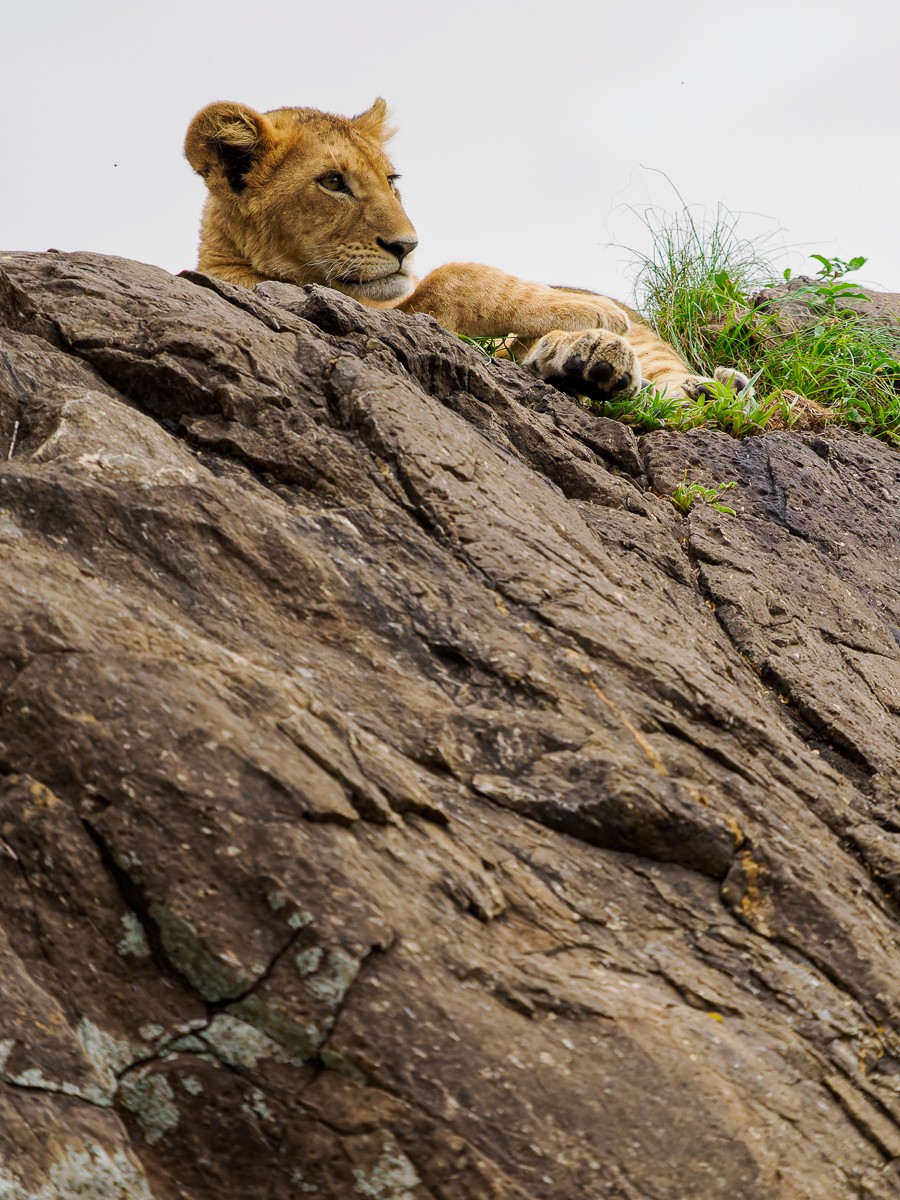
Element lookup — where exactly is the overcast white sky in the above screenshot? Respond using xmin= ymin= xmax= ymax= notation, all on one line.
xmin=5 ymin=0 xmax=899 ymax=303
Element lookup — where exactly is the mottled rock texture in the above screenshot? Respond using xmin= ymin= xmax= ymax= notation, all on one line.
xmin=752 ymin=276 xmax=900 ymax=332
xmin=2 ymin=251 xmax=900 ymax=1199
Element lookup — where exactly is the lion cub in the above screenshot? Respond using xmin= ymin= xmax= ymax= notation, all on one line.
xmin=185 ymin=99 xmax=747 ymax=403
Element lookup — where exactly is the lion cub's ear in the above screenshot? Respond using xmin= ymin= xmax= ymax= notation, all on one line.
xmin=185 ymin=102 xmax=275 ymax=194
xmin=351 ymin=98 xmax=395 ymax=144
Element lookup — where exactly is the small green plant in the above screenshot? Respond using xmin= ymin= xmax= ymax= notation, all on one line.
xmin=775 ymin=255 xmax=869 ymax=319
xmin=810 ymin=253 xmax=868 ymax=281
xmin=589 ymin=385 xmax=689 ymax=431
xmin=587 ymin=378 xmax=801 ymax=437
xmin=670 ymin=471 xmax=737 ymax=516
xmin=458 ymin=333 xmax=518 ymax=361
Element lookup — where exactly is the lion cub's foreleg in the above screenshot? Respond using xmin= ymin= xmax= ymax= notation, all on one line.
xmin=401 ymin=263 xmax=750 ymax=403
xmin=401 ymin=263 xmax=632 ymax=338
xmin=402 ymin=263 xmax=639 ymax=397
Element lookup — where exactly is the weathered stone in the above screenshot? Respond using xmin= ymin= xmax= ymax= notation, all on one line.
xmin=2 ymin=250 xmax=900 ymax=1197
xmin=752 ymin=275 xmax=900 ymax=332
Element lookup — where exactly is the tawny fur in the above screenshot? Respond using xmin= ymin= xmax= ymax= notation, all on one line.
xmin=185 ymin=98 xmax=746 ymax=401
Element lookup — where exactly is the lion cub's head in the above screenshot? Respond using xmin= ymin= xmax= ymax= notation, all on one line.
xmin=185 ymin=99 xmax=418 ymax=302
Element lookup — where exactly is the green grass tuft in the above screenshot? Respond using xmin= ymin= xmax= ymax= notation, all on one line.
xmin=631 ymin=204 xmax=772 ymax=380
xmin=595 ymin=378 xmax=804 ymax=437
xmin=630 ymin=213 xmax=900 ymax=443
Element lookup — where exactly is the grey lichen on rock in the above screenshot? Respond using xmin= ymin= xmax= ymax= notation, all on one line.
xmin=199 ymin=1012 xmax=310 ymax=1070
xmin=117 ymin=1070 xmax=180 ymax=1146
xmin=225 ymin=994 xmax=332 ymax=1064
xmin=0 ymin=1145 xmax=157 ymax=1200
xmin=300 ymin=947 xmax=362 ymax=1008
xmin=351 ymin=1140 xmax=422 ymax=1199
xmin=116 ymin=913 xmax=152 ymax=960
xmin=146 ymin=902 xmax=256 ymax=1002
xmin=76 ymin=1020 xmax=144 ymax=1094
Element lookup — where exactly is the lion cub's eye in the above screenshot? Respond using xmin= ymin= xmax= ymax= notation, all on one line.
xmin=388 ymin=174 xmax=401 ymax=192
xmin=318 ymin=172 xmax=348 ymax=193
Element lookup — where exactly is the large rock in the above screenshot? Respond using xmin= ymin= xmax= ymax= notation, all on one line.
xmin=2 ymin=251 xmax=900 ymax=1199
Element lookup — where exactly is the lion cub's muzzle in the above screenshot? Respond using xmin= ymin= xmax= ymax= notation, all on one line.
xmin=336 ymin=236 xmax=418 ymax=302
xmin=377 ymin=236 xmax=418 ymax=266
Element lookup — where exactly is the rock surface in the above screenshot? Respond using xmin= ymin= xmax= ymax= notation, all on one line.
xmin=752 ymin=275 xmax=900 ymax=331
xmin=2 ymin=251 xmax=900 ymax=1198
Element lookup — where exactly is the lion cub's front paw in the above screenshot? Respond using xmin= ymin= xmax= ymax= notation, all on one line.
xmin=523 ymin=329 xmax=639 ymax=402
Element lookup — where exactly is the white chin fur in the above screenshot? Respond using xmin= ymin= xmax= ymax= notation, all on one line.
xmin=339 ymin=273 xmax=414 ymax=303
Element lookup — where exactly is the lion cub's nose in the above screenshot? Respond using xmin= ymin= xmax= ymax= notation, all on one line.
xmin=377 ymin=237 xmax=418 ymax=265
